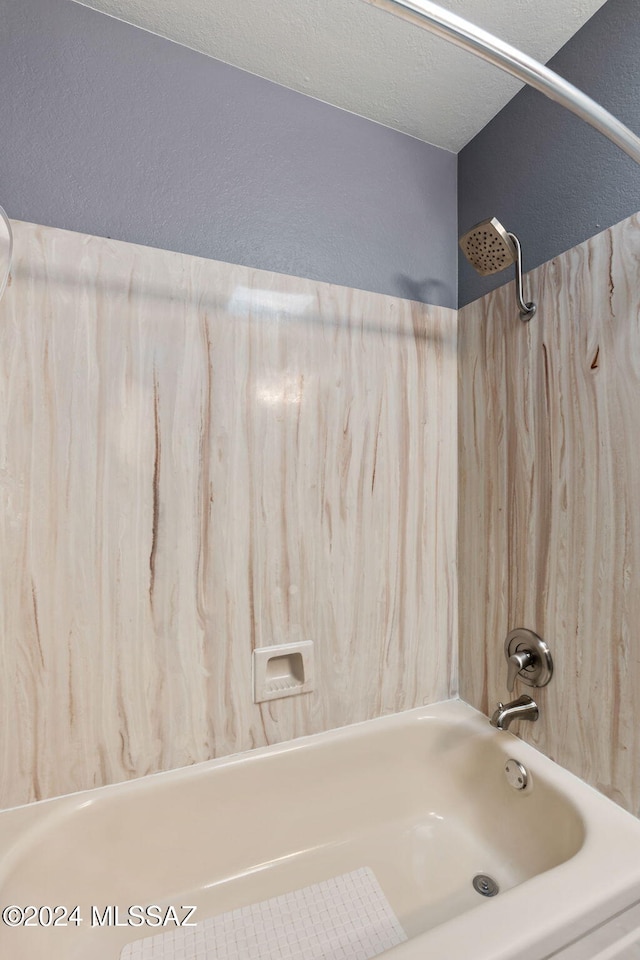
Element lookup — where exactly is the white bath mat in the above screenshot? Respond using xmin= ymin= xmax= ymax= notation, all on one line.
xmin=120 ymin=867 xmax=407 ymax=960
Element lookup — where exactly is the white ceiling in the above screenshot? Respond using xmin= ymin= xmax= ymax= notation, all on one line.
xmin=75 ymin=0 xmax=608 ymax=152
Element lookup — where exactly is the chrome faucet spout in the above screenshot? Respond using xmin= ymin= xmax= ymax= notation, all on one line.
xmin=490 ymin=694 xmax=539 ymax=731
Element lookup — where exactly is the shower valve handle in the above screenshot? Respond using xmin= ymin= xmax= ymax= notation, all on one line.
xmin=504 ymin=629 xmax=554 ymax=693
xmin=507 ymin=649 xmax=533 ymax=692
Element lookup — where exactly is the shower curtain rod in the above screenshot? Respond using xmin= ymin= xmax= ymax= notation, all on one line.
xmin=363 ymin=0 xmax=640 ymax=167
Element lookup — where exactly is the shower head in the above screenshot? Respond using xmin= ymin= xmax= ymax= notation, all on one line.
xmin=459 ymin=217 xmax=536 ymax=321
xmin=459 ymin=217 xmax=517 ymax=277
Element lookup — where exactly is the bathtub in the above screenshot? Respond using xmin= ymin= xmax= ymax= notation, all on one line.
xmin=1 ymin=699 xmax=640 ymax=960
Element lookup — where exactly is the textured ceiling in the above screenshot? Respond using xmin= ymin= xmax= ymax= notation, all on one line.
xmin=74 ymin=0 xmax=608 ymax=151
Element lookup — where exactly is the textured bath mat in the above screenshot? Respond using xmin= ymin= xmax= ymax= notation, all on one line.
xmin=120 ymin=867 xmax=407 ymax=959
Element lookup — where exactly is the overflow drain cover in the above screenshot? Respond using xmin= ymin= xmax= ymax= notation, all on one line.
xmin=472 ymin=874 xmax=499 ymax=897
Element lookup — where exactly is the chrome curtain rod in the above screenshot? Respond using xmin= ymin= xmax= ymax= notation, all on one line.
xmin=363 ymin=0 xmax=640 ymax=167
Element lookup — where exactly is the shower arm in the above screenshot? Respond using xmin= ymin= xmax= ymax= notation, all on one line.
xmin=508 ymin=233 xmax=536 ymax=321
xmin=362 ymin=0 xmax=640 ymax=169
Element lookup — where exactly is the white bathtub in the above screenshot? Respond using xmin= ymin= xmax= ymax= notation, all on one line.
xmin=1 ymin=699 xmax=640 ymax=960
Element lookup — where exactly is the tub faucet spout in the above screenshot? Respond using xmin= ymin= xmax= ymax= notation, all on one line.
xmin=490 ymin=694 xmax=539 ymax=731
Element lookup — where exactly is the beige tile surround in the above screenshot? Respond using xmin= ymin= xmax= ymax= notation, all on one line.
xmin=0 ymin=221 xmax=458 ymax=809
xmin=459 ymin=212 xmax=640 ymax=816
xmin=4 ymin=209 xmax=638 ymax=819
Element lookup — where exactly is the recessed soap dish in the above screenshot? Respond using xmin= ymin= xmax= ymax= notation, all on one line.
xmin=253 ymin=641 xmax=314 ymax=703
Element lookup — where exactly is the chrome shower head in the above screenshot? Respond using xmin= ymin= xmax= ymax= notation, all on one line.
xmin=459 ymin=217 xmax=517 ymax=277
xmin=459 ymin=217 xmax=536 ymax=321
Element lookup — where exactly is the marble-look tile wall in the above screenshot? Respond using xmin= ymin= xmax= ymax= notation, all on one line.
xmin=459 ymin=211 xmax=640 ymax=815
xmin=0 ymin=221 xmax=457 ymax=809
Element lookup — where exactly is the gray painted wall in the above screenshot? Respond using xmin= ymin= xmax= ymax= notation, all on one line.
xmin=0 ymin=0 xmax=457 ymax=308
xmin=458 ymin=0 xmax=640 ymax=307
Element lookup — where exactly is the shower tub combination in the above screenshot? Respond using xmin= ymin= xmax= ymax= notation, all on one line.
xmin=1 ymin=700 xmax=640 ymax=960
xmin=0 ymin=2 xmax=636 ymax=958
